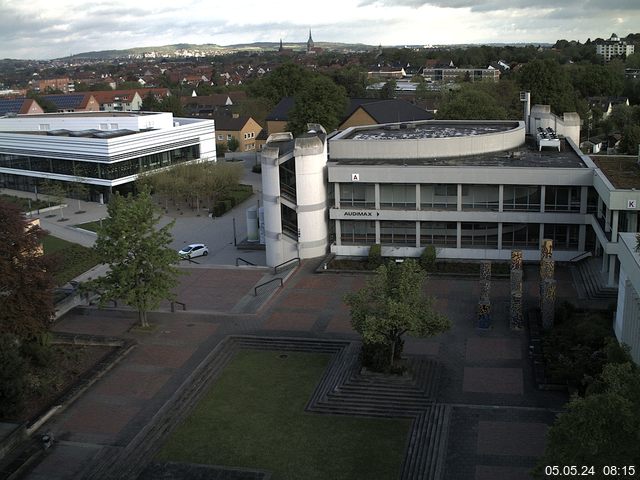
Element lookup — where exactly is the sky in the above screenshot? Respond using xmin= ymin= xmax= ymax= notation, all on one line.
xmin=0 ymin=0 xmax=639 ymax=60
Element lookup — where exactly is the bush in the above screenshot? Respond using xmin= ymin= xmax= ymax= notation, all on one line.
xmin=419 ymin=245 xmax=437 ymax=271
xmin=367 ymin=244 xmax=383 ymax=270
xmin=0 ymin=334 xmax=27 ymax=418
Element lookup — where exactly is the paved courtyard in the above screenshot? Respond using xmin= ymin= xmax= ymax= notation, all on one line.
xmin=18 ymin=258 xmax=576 ymax=480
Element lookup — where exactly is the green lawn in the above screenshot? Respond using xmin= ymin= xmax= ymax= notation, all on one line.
xmin=74 ymin=220 xmax=102 ymax=232
xmin=42 ymin=235 xmax=100 ymax=286
xmin=157 ymin=350 xmax=411 ymax=480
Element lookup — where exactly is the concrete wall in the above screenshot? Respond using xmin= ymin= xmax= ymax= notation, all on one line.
xmin=331 ymin=121 xmax=525 ymax=160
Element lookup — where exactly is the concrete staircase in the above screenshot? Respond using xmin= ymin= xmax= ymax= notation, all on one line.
xmin=571 ymin=257 xmax=618 ymax=300
xmin=81 ymin=336 xmax=450 ymax=480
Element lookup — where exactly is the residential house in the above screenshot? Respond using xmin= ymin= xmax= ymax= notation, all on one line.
xmin=92 ymin=90 xmax=144 ymax=112
xmin=41 ymin=93 xmax=100 ymax=112
xmin=339 ymin=99 xmax=434 ymax=130
xmin=214 ymin=114 xmax=262 ymax=152
xmin=0 ymin=98 xmax=44 ymax=116
xmin=596 ymin=33 xmax=635 ymax=62
xmin=35 ymin=78 xmax=74 ymax=93
xmin=587 ymin=96 xmax=630 ymax=119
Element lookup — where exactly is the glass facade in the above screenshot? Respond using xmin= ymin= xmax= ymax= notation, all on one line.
xmin=380 ymin=221 xmax=416 ymax=245
xmin=279 ymin=158 xmax=296 ymax=202
xmin=281 ymin=204 xmax=298 ymax=240
xmin=420 ymin=221 xmax=457 ymax=247
xmin=421 ymin=184 xmax=457 ymax=210
xmin=380 ymin=184 xmax=416 ymax=209
xmin=461 ymin=222 xmax=499 ymax=248
xmin=0 ymin=144 xmax=200 ymax=182
xmin=503 ymin=185 xmax=541 ymax=211
xmin=502 ymin=223 xmax=540 ymax=249
xmin=461 ymin=185 xmax=499 ymax=211
xmin=340 ymin=220 xmax=376 ymax=245
xmin=545 ymin=186 xmax=581 ymax=212
xmin=340 ymin=183 xmax=375 ymax=208
xmin=544 ymin=224 xmax=579 ymax=250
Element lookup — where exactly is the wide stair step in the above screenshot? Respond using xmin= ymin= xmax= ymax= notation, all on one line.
xmin=400 ymin=404 xmax=451 ymax=480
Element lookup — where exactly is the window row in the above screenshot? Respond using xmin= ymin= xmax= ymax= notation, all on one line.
xmin=0 ymin=145 xmax=200 ymax=181
xmin=337 ymin=183 xmax=583 ymax=212
xmin=340 ymin=221 xmax=579 ymax=250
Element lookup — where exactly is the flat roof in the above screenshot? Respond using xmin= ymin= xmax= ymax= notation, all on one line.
xmin=10 ymin=112 xmax=159 ymax=118
xmin=344 ymin=122 xmax=517 ymax=140
xmin=333 ymin=136 xmax=587 ymax=168
xmin=591 ymin=156 xmax=640 ymax=189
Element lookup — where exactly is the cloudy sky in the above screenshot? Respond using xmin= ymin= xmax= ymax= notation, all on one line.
xmin=0 ymin=0 xmax=638 ymax=59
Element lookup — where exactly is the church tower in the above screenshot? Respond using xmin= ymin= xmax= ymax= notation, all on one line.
xmin=307 ymin=29 xmax=314 ymax=53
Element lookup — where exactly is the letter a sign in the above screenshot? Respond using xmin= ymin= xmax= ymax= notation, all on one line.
xmin=351 ymin=173 xmax=360 ymax=182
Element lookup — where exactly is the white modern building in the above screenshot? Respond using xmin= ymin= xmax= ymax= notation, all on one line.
xmin=0 ymin=111 xmax=216 ymax=202
xmin=615 ymin=233 xmax=640 ymax=363
xmin=596 ymin=33 xmax=635 ymax=62
xmin=259 ymin=105 xmax=640 ymax=288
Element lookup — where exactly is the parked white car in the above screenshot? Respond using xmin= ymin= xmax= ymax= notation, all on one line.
xmin=178 ymin=243 xmax=209 ymax=259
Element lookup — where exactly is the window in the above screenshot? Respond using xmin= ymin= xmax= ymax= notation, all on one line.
xmin=227 ymin=134 xmax=232 ymax=141
xmin=503 ymin=186 xmax=541 ymax=211
xmin=544 ymin=224 xmax=579 ymax=250
xmin=100 ymin=123 xmax=108 ymax=130
xmin=110 ymin=123 xmax=118 ymax=130
xmin=39 ymin=124 xmax=50 ymax=131
xmin=502 ymin=223 xmax=540 ymax=249
xmin=420 ymin=222 xmax=457 ymax=247
xmin=380 ymin=221 xmax=416 ymax=245
xmin=461 ymin=223 xmax=499 ymax=248
xmin=545 ymin=186 xmax=580 ymax=212
xmin=341 ymin=220 xmax=376 ymax=245
xmin=461 ymin=185 xmax=499 ymax=211
xmin=217 ymin=134 xmax=223 ymax=141
xmin=380 ymin=184 xmax=416 ymax=209
xmin=281 ymin=204 xmax=298 ymax=240
xmin=340 ymin=183 xmax=375 ymax=208
xmin=421 ymin=184 xmax=457 ymax=210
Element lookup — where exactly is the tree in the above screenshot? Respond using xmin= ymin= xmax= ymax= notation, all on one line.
xmin=436 ymin=87 xmax=509 ymax=120
xmin=0 ymin=334 xmax=27 ymax=418
xmin=517 ymin=59 xmax=578 ymax=114
xmin=534 ymin=362 xmax=640 ymax=478
xmin=227 ymin=136 xmax=240 ymax=152
xmin=89 ymin=189 xmax=181 ymax=328
xmin=620 ymin=124 xmax=640 ymax=155
xmin=331 ymin=65 xmax=369 ymax=98
xmin=0 ymin=200 xmax=55 ymax=339
xmin=379 ymin=79 xmax=397 ymax=99
xmin=158 ymin=95 xmax=183 ymax=116
xmin=344 ymin=259 xmax=450 ymax=370
xmin=286 ymin=75 xmax=348 ymax=134
xmin=247 ymin=62 xmax=312 ymax=105
xmin=141 ymin=91 xmax=161 ymax=111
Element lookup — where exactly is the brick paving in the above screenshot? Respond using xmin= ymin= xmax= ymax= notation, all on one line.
xmin=23 ymin=262 xmax=581 ymax=480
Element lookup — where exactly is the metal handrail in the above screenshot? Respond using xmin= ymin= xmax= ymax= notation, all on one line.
xmin=569 ymin=251 xmax=593 ymax=263
xmin=171 ymin=301 xmax=186 ymax=312
xmin=254 ymin=277 xmax=283 ymax=296
xmin=273 ymin=257 xmax=300 ymax=274
xmin=236 ymin=257 xmax=256 ymax=266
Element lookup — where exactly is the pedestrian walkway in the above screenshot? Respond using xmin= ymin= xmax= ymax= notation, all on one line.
xmin=18 ymin=259 xmax=576 ymax=480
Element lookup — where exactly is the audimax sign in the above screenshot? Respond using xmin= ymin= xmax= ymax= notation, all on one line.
xmin=342 ymin=210 xmax=380 ymax=217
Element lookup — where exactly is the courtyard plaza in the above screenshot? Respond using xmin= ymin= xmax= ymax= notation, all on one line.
xmin=21 ymin=256 xmax=575 ymax=480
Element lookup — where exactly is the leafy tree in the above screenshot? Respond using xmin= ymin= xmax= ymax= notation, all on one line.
xmin=436 ymin=87 xmax=509 ymax=120
xmin=227 ymin=136 xmax=240 ymax=152
xmin=89 ymin=189 xmax=181 ymax=328
xmin=517 ymin=58 xmax=578 ymax=114
xmin=379 ymin=79 xmax=397 ymax=99
xmin=41 ymin=181 xmax=67 ymax=220
xmin=331 ymin=65 xmax=369 ymax=98
xmin=158 ymin=95 xmax=183 ymax=116
xmin=216 ymin=142 xmax=228 ymax=157
xmin=534 ymin=362 xmax=640 ymax=478
xmin=141 ymin=91 xmax=161 ymax=111
xmin=0 ymin=334 xmax=27 ymax=418
xmin=26 ymin=91 xmax=58 ymax=113
xmin=0 ymin=200 xmax=54 ymax=339
xmin=415 ymin=80 xmax=430 ymax=102
xmin=620 ymin=124 xmax=640 ymax=155
xmin=344 ymin=259 xmax=450 ymax=370
xmin=69 ymin=165 xmax=89 ymax=213
xmin=286 ymin=75 xmax=348 ymax=134
xmin=247 ymin=62 xmax=312 ymax=105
